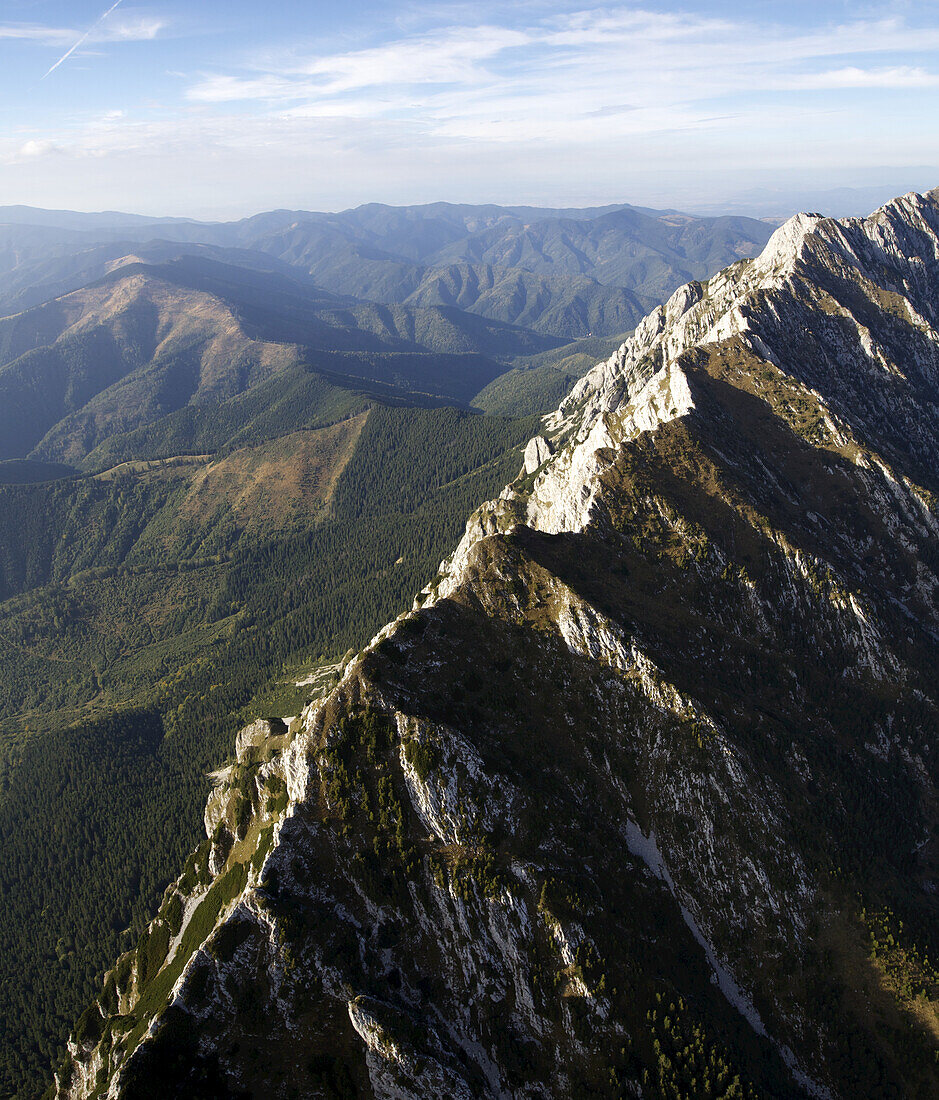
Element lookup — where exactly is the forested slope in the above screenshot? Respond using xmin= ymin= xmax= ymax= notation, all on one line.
xmin=0 ymin=406 xmax=536 ymax=1098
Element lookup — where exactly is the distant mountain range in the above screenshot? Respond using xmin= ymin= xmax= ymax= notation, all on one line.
xmin=0 ymin=201 xmax=774 ymax=471
xmin=0 ymin=201 xmax=773 ymax=340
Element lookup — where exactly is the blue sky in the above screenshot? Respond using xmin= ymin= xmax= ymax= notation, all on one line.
xmin=1 ymin=1 xmax=939 ymax=217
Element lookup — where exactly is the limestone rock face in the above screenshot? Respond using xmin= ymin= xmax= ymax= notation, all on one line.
xmin=522 ymin=434 xmax=552 ymax=475
xmin=59 ymin=192 xmax=939 ymax=1100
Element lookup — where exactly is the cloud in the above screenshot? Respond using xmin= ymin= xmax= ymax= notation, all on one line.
xmin=297 ymin=25 xmax=530 ymax=91
xmin=14 ymin=139 xmax=62 ymax=160
xmin=0 ymin=14 xmax=162 ymax=47
xmin=187 ymin=75 xmax=320 ymax=104
xmin=789 ymin=66 xmax=939 ymax=89
xmin=102 ymin=17 xmax=164 ymax=42
xmin=180 ymin=7 xmax=939 ymax=149
xmin=187 ymin=24 xmax=530 ymax=104
xmin=585 ymin=104 xmax=639 ymax=118
xmin=0 ymin=24 xmax=76 ymax=46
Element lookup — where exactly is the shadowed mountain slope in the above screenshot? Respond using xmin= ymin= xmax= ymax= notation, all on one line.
xmin=0 ymin=404 xmax=541 ymax=1099
xmin=0 ymin=256 xmax=557 ymax=465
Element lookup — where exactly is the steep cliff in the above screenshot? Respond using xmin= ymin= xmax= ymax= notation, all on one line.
xmin=57 ymin=191 xmax=939 ymax=1099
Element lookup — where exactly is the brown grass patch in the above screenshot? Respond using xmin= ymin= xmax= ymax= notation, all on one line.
xmin=175 ymin=412 xmax=368 ymax=531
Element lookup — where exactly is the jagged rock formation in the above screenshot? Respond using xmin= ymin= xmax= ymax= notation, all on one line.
xmin=57 ymin=193 xmax=939 ymax=1099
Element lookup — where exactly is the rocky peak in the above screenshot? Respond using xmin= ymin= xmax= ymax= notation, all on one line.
xmin=429 ymin=190 xmax=939 ymax=593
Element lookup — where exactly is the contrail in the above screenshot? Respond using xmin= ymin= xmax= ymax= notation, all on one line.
xmin=42 ymin=0 xmax=126 ymax=79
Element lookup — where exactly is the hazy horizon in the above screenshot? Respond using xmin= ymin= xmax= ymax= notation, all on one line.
xmin=3 ymin=174 xmax=939 ymax=225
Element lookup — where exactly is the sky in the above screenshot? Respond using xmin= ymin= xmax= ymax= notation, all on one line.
xmin=1 ymin=0 xmax=938 ymax=219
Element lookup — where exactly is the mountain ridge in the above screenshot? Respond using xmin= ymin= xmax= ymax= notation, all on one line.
xmin=55 ymin=190 xmax=939 ymax=1097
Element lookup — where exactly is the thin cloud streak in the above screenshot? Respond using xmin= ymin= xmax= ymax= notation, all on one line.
xmin=42 ymin=0 xmax=126 ymax=79
xmin=0 ymin=24 xmax=75 ymax=45
xmin=789 ymin=66 xmax=939 ymax=89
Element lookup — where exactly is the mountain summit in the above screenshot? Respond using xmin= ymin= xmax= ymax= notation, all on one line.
xmin=57 ymin=192 xmax=939 ymax=1098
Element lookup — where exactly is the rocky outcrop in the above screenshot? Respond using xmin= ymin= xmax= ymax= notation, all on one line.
xmin=58 ymin=191 xmax=939 ymax=1100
